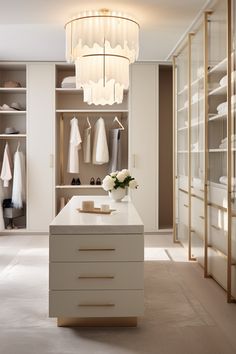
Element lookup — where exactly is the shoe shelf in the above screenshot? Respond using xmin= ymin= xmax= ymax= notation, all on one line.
xmin=56 ymin=109 xmax=128 ymax=113
xmin=0 ymin=88 xmax=26 ymax=93
xmin=55 ymin=185 xmax=103 ymax=189
xmin=0 ymin=111 xmax=26 ymax=115
xmin=0 ymin=134 xmax=26 ymax=138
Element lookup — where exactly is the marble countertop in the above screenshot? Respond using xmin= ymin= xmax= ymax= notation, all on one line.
xmin=50 ymin=196 xmax=144 ymax=235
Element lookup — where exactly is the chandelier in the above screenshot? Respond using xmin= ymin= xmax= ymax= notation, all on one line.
xmin=65 ymin=9 xmax=139 ymax=105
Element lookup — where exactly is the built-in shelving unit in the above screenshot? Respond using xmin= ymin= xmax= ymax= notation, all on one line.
xmin=173 ymin=0 xmax=236 ymax=302
xmin=0 ymin=63 xmax=27 ymax=232
xmin=55 ymin=64 xmax=129 ymax=214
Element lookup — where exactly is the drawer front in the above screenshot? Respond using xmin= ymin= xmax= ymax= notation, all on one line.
xmin=208 ymin=247 xmax=227 ymax=290
xmin=49 ymin=262 xmax=144 ymax=290
xmin=50 ymin=234 xmax=144 ymax=262
xmin=208 ymin=206 xmax=227 ymax=255
xmin=49 ymin=290 xmax=144 ymax=318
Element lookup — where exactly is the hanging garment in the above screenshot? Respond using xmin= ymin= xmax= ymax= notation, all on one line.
xmin=0 ymin=142 xmax=12 ymax=187
xmin=92 ymin=118 xmax=109 ymax=165
xmin=83 ymin=127 xmax=91 ymax=163
xmin=67 ymin=117 xmax=82 ymax=173
xmin=108 ymin=128 xmax=122 ymax=173
xmin=12 ymin=149 xmax=26 ymax=208
xmin=0 ymin=181 xmax=5 ymax=231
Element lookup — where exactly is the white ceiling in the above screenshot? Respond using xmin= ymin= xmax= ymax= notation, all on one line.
xmin=0 ymin=0 xmax=208 ymax=62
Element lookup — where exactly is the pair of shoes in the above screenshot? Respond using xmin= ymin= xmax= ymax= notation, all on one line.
xmin=90 ymin=177 xmax=102 ymax=185
xmin=71 ymin=178 xmax=81 ymax=185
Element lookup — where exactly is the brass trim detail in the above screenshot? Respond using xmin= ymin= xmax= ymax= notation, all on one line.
xmin=78 ymin=248 xmax=116 ymax=251
xmin=173 ymin=55 xmax=179 ymax=243
xmin=208 ymin=202 xmax=227 ymax=212
xmin=65 ymin=14 xmax=140 ymax=29
xmin=82 ymin=53 xmax=130 ymax=62
xmin=78 ymin=303 xmax=115 ymax=307
xmin=211 ymin=224 xmax=221 ymax=231
xmin=59 ymin=114 xmax=64 ymax=185
xmin=57 ymin=317 xmax=138 ymax=327
xmin=78 ymin=275 xmax=115 ymax=279
xmin=227 ymin=0 xmax=232 ymax=303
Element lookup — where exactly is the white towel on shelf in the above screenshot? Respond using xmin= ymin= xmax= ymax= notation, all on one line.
xmin=61 ymin=76 xmax=76 ymax=88
xmin=92 ymin=117 xmax=109 ymax=165
xmin=219 ymin=176 xmax=236 ymax=186
xmin=67 ymin=117 xmax=82 ymax=173
xmin=0 ymin=142 xmax=12 ymax=187
xmin=12 ymin=149 xmax=26 ymax=208
xmin=219 ymin=71 xmax=236 ymax=87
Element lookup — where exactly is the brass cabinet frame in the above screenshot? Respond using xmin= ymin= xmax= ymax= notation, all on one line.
xmin=172 ymin=0 xmax=235 ymax=302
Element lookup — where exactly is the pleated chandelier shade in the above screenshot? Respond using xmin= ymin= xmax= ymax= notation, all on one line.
xmin=65 ymin=9 xmax=139 ymax=105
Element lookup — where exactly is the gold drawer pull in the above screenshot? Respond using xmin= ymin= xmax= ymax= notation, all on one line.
xmin=184 ymin=204 xmax=188 ymax=208
xmin=199 ymin=216 xmax=205 ymax=220
xmin=78 ymin=248 xmax=115 ymax=252
xmin=78 ymin=303 xmax=115 ymax=307
xmin=211 ymin=224 xmax=221 ymax=231
xmin=78 ymin=275 xmax=114 ymax=279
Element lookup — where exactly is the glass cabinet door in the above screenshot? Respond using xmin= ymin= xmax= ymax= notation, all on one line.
xmin=207 ymin=0 xmax=228 ymax=294
xmin=175 ymin=45 xmax=189 ymax=248
xmin=190 ymin=24 xmax=205 ymax=266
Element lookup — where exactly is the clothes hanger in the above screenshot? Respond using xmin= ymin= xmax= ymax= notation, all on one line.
xmin=86 ymin=116 xmax=91 ymax=129
xmin=113 ymin=116 xmax=124 ymax=130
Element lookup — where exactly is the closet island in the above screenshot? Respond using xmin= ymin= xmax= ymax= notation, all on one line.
xmin=49 ymin=195 xmax=144 ymax=327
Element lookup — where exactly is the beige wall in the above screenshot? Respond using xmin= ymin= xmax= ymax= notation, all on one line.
xmin=159 ymin=66 xmax=173 ymax=229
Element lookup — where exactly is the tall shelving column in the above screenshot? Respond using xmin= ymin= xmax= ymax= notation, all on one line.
xmin=55 ymin=64 xmax=129 ymax=214
xmin=174 ymin=43 xmax=189 ymax=252
xmin=0 ymin=63 xmax=27 ymax=233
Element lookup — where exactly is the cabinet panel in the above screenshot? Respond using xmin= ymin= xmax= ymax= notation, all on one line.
xmin=49 ymin=290 xmax=144 ymax=318
xmin=49 ymin=234 xmax=144 ymax=262
xmin=129 ymin=63 xmax=158 ymax=232
xmin=27 ymin=64 xmax=55 ymax=231
xmin=49 ymin=262 xmax=144 ymax=290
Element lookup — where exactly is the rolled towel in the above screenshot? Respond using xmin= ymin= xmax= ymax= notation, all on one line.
xmin=219 ymin=176 xmax=236 ymax=186
xmin=219 ymin=71 xmax=236 ymax=87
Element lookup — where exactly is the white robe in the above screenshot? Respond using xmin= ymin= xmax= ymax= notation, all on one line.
xmin=0 ymin=142 xmax=12 ymax=187
xmin=67 ymin=117 xmax=82 ymax=173
xmin=12 ymin=150 xmax=26 ymax=209
xmin=92 ymin=117 xmax=109 ymax=165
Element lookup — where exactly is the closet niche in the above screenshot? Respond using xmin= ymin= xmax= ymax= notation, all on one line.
xmin=55 ymin=64 xmax=129 ymax=214
xmin=0 ymin=64 xmax=27 ymax=230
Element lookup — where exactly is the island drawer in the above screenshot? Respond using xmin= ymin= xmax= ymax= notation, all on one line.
xmin=49 ymin=262 xmax=144 ymax=290
xmin=49 ymin=290 xmax=144 ymax=318
xmin=50 ymin=234 xmax=144 ymax=262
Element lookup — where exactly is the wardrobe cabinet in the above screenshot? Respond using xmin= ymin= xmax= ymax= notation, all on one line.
xmin=129 ymin=63 xmax=159 ymax=233
xmin=173 ymin=0 xmax=236 ymax=302
xmin=27 ymin=64 xmax=55 ymax=232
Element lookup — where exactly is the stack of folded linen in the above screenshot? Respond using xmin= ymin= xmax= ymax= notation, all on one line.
xmin=219 ymin=134 xmax=236 ymax=149
xmin=219 ymin=176 xmax=236 ymax=186
xmin=219 ymin=71 xmax=236 ymax=87
xmin=191 ymin=141 xmax=199 ymax=152
xmin=61 ymin=76 xmax=76 ymax=88
xmin=216 ymin=95 xmax=236 ymax=115
xmin=0 ymin=102 xmax=22 ymax=111
xmin=192 ymin=177 xmax=204 ymax=190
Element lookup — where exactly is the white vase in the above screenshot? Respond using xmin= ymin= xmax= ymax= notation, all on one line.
xmin=109 ymin=188 xmax=126 ymax=202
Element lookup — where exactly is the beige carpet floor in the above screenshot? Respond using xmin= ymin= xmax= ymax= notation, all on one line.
xmin=0 ymin=235 xmax=236 ymax=354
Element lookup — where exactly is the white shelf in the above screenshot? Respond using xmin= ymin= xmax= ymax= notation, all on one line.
xmin=209 ymin=148 xmax=227 ymax=152
xmin=56 ymin=185 xmax=103 ymax=189
xmin=0 ymin=87 xmax=26 ymax=93
xmin=208 ymin=85 xmax=227 ymax=96
xmin=0 ymin=228 xmax=27 ymax=234
xmin=0 ymin=134 xmax=26 ymax=138
xmin=177 ymin=106 xmax=188 ymax=113
xmin=178 ymin=150 xmax=188 ymax=153
xmin=0 ymin=110 xmax=26 ymax=114
xmin=208 ymin=113 xmax=227 ymax=121
xmin=177 ymin=86 xmax=188 ymax=95
xmin=56 ymin=109 xmax=128 ymax=113
xmin=208 ymin=58 xmax=227 ymax=75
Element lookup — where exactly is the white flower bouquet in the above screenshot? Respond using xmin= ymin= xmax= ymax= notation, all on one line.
xmin=102 ymin=169 xmax=138 ymax=192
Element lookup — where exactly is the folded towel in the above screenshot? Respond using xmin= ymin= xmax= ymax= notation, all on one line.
xmin=61 ymin=76 xmax=76 ymax=88
xmin=219 ymin=71 xmax=236 ymax=87
xmin=219 ymin=176 xmax=236 ymax=186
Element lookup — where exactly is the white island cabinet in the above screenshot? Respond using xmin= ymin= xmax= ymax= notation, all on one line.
xmin=49 ymin=196 xmax=144 ymax=327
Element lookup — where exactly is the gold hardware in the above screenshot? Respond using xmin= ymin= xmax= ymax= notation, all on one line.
xmin=78 ymin=303 xmax=115 ymax=307
xmin=78 ymin=275 xmax=114 ymax=279
xmin=78 ymin=248 xmax=115 ymax=251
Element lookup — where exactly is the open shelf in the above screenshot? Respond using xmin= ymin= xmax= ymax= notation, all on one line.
xmin=208 ymin=85 xmax=227 ymax=96
xmin=208 ymin=58 xmax=227 ymax=75
xmin=56 ymin=185 xmax=103 ymax=189
xmin=56 ymin=109 xmax=129 ymax=113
